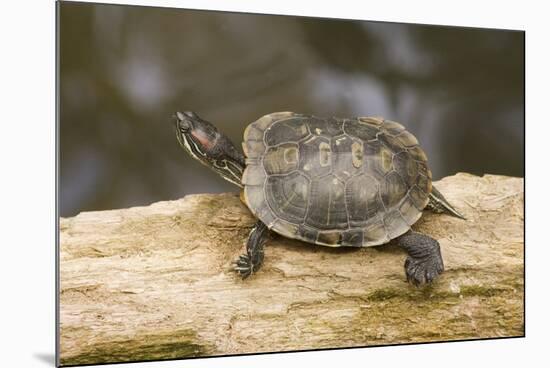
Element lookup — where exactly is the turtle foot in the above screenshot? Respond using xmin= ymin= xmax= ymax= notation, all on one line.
xmin=397 ymin=231 xmax=444 ymax=286
xmin=233 ymin=220 xmax=267 ymax=279
xmin=404 ymin=249 xmax=444 ymax=286
xmin=233 ymin=254 xmax=255 ymax=279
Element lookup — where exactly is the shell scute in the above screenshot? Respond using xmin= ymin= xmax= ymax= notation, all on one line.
xmin=263 ymin=143 xmax=300 ymax=175
xmin=265 ymin=172 xmax=310 ymax=224
xmin=381 ymin=120 xmax=406 ymax=136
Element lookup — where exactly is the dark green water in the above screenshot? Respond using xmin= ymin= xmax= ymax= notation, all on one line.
xmin=59 ymin=2 xmax=524 ymax=217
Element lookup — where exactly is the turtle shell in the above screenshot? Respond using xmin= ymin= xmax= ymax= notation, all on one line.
xmin=241 ymin=112 xmax=432 ymax=247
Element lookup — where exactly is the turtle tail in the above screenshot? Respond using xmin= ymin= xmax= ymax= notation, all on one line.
xmin=427 ymin=186 xmax=467 ymax=220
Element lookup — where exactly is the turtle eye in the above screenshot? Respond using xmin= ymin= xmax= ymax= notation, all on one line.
xmin=174 ymin=112 xmax=192 ymax=132
xmin=178 ymin=120 xmax=192 ymax=132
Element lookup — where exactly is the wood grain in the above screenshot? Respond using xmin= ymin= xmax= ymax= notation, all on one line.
xmin=59 ymin=173 xmax=524 ymax=365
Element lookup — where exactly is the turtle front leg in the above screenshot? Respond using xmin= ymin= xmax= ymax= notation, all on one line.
xmin=234 ymin=220 xmax=269 ymax=279
xmin=396 ymin=231 xmax=444 ymax=286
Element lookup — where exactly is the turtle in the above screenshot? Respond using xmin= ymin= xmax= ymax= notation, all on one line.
xmin=173 ymin=111 xmax=465 ymax=285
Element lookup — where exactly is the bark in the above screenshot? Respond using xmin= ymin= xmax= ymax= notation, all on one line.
xmin=59 ymin=173 xmax=524 ymax=366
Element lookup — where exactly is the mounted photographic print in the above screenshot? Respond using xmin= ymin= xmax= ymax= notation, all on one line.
xmin=56 ymin=1 xmax=525 ymax=366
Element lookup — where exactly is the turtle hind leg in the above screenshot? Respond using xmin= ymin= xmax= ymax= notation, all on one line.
xmin=396 ymin=231 xmax=444 ymax=286
xmin=234 ymin=220 xmax=269 ymax=279
xmin=427 ymin=185 xmax=466 ymax=220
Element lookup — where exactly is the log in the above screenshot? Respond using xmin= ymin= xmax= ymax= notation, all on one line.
xmin=59 ymin=173 xmax=524 ymax=366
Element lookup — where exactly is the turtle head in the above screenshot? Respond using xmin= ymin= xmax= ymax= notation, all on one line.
xmin=173 ymin=111 xmax=245 ymax=187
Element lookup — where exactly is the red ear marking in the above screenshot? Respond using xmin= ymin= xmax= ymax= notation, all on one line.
xmin=191 ymin=130 xmax=215 ymax=150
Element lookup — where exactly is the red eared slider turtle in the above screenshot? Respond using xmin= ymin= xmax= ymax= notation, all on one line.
xmin=174 ymin=111 xmax=465 ymax=285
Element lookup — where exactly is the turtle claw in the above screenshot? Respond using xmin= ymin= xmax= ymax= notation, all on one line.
xmin=233 ymin=253 xmax=254 ymax=279
xmin=404 ymin=252 xmax=444 ymax=286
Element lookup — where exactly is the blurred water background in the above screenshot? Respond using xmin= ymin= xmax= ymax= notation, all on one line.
xmin=59 ymin=2 xmax=524 ymax=217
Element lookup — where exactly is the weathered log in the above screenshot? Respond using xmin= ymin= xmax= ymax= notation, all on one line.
xmin=59 ymin=173 xmax=524 ymax=366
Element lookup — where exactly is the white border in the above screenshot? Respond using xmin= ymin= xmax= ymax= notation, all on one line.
xmin=2 ymin=1 xmax=547 ymax=367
